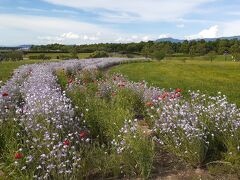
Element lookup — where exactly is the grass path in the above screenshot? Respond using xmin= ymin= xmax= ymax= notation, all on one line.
xmin=109 ymin=60 xmax=240 ymax=106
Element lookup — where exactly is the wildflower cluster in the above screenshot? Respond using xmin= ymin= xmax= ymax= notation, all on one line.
xmin=0 ymin=65 xmax=33 ymax=118
xmin=151 ymin=90 xmax=240 ymax=166
xmin=0 ymin=57 xmax=239 ymax=179
xmin=0 ymin=58 xmax=149 ymax=179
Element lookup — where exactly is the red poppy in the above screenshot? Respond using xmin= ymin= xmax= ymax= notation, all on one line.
xmin=118 ymin=83 xmax=125 ymax=87
xmin=170 ymin=94 xmax=175 ymax=99
xmin=175 ymin=88 xmax=182 ymax=93
xmin=96 ymin=92 xmax=100 ymax=96
xmin=63 ymin=140 xmax=70 ymax=146
xmin=2 ymin=92 xmax=9 ymax=97
xmin=15 ymin=152 xmax=24 ymax=159
xmin=68 ymin=79 xmax=73 ymax=84
xmin=161 ymin=92 xmax=169 ymax=99
xmin=146 ymin=102 xmax=154 ymax=107
xmin=175 ymin=93 xmax=181 ymax=98
xmin=80 ymin=131 xmax=87 ymax=139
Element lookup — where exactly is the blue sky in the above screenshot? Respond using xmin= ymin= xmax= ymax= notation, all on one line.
xmin=0 ymin=0 xmax=240 ymax=45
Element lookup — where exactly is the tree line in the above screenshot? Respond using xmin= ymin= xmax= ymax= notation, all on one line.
xmin=0 ymin=51 xmax=24 ymax=61
xmin=1 ymin=38 xmax=240 ymax=61
xmin=30 ymin=39 xmax=240 ymax=56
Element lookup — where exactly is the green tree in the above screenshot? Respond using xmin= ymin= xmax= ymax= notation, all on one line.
xmin=180 ymin=41 xmax=189 ymax=54
xmin=206 ymin=51 xmax=217 ymax=62
xmin=163 ymin=43 xmax=174 ymax=55
xmin=70 ymin=46 xmax=79 ymax=59
xmin=89 ymin=51 xmax=109 ymax=58
xmin=141 ymin=45 xmax=151 ymax=58
xmin=230 ymin=43 xmax=240 ymax=54
xmin=189 ymin=46 xmax=196 ymax=58
xmin=151 ymin=51 xmax=165 ymax=61
xmin=217 ymin=39 xmax=229 ymax=54
xmin=232 ymin=53 xmax=240 ymax=61
xmin=195 ymin=43 xmax=207 ymax=55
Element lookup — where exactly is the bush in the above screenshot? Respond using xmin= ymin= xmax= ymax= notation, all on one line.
xmin=206 ymin=51 xmax=217 ymax=62
xmin=89 ymin=51 xmax=109 ymax=58
xmin=59 ymin=54 xmax=72 ymax=60
xmin=151 ymin=51 xmax=165 ymax=61
xmin=232 ymin=53 xmax=240 ymax=61
xmin=28 ymin=54 xmax=51 ymax=60
xmin=0 ymin=51 xmax=23 ymax=61
xmin=126 ymin=54 xmax=135 ymax=58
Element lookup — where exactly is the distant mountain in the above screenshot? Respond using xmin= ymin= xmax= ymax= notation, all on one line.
xmin=203 ymin=36 xmax=240 ymax=41
xmin=17 ymin=45 xmax=32 ymax=49
xmin=156 ymin=36 xmax=240 ymax=43
xmin=156 ymin=38 xmax=184 ymax=43
xmin=0 ymin=45 xmax=32 ymax=50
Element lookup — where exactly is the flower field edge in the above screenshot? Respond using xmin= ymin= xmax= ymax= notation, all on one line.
xmin=0 ymin=58 xmax=239 ymax=179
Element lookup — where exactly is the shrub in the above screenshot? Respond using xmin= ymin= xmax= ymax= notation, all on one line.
xmin=59 ymin=54 xmax=72 ymax=60
xmin=151 ymin=51 xmax=165 ymax=61
xmin=89 ymin=51 xmax=109 ymax=58
xmin=206 ymin=51 xmax=217 ymax=62
xmin=232 ymin=53 xmax=240 ymax=61
xmin=28 ymin=54 xmax=51 ymax=60
xmin=126 ymin=54 xmax=135 ymax=58
xmin=0 ymin=51 xmax=23 ymax=61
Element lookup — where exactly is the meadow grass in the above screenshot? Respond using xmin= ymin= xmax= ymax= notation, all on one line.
xmin=166 ymin=54 xmax=232 ymax=61
xmin=109 ymin=59 xmax=240 ymax=106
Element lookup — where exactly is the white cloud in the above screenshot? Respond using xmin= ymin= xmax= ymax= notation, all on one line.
xmin=15 ymin=6 xmax=79 ymax=15
xmin=142 ymin=36 xmax=150 ymax=41
xmin=226 ymin=11 xmax=240 ymax=16
xmin=17 ymin=6 xmax=46 ymax=12
xmin=61 ymin=32 xmax=79 ymax=39
xmin=131 ymin=35 xmax=139 ymax=39
xmin=176 ymin=24 xmax=185 ymax=28
xmin=38 ymin=32 xmax=100 ymax=44
xmin=97 ymin=11 xmax=139 ymax=23
xmin=0 ymin=14 xmax=161 ymax=45
xmin=185 ymin=25 xmax=219 ymax=40
xmin=42 ymin=0 xmax=216 ymax=22
xmin=158 ymin=34 xmax=171 ymax=39
xmin=0 ymin=14 xmax=116 ymax=44
xmin=0 ymin=14 xmax=110 ymax=34
xmin=51 ymin=9 xmax=79 ymax=15
xmin=221 ymin=20 xmax=240 ymax=37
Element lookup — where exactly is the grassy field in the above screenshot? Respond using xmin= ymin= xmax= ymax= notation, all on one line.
xmin=166 ymin=54 xmax=232 ymax=61
xmin=109 ymin=60 xmax=240 ymax=106
xmin=0 ymin=59 xmax=61 ymax=83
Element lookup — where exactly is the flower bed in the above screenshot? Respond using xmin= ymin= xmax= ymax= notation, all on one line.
xmin=0 ymin=58 xmax=239 ymax=179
